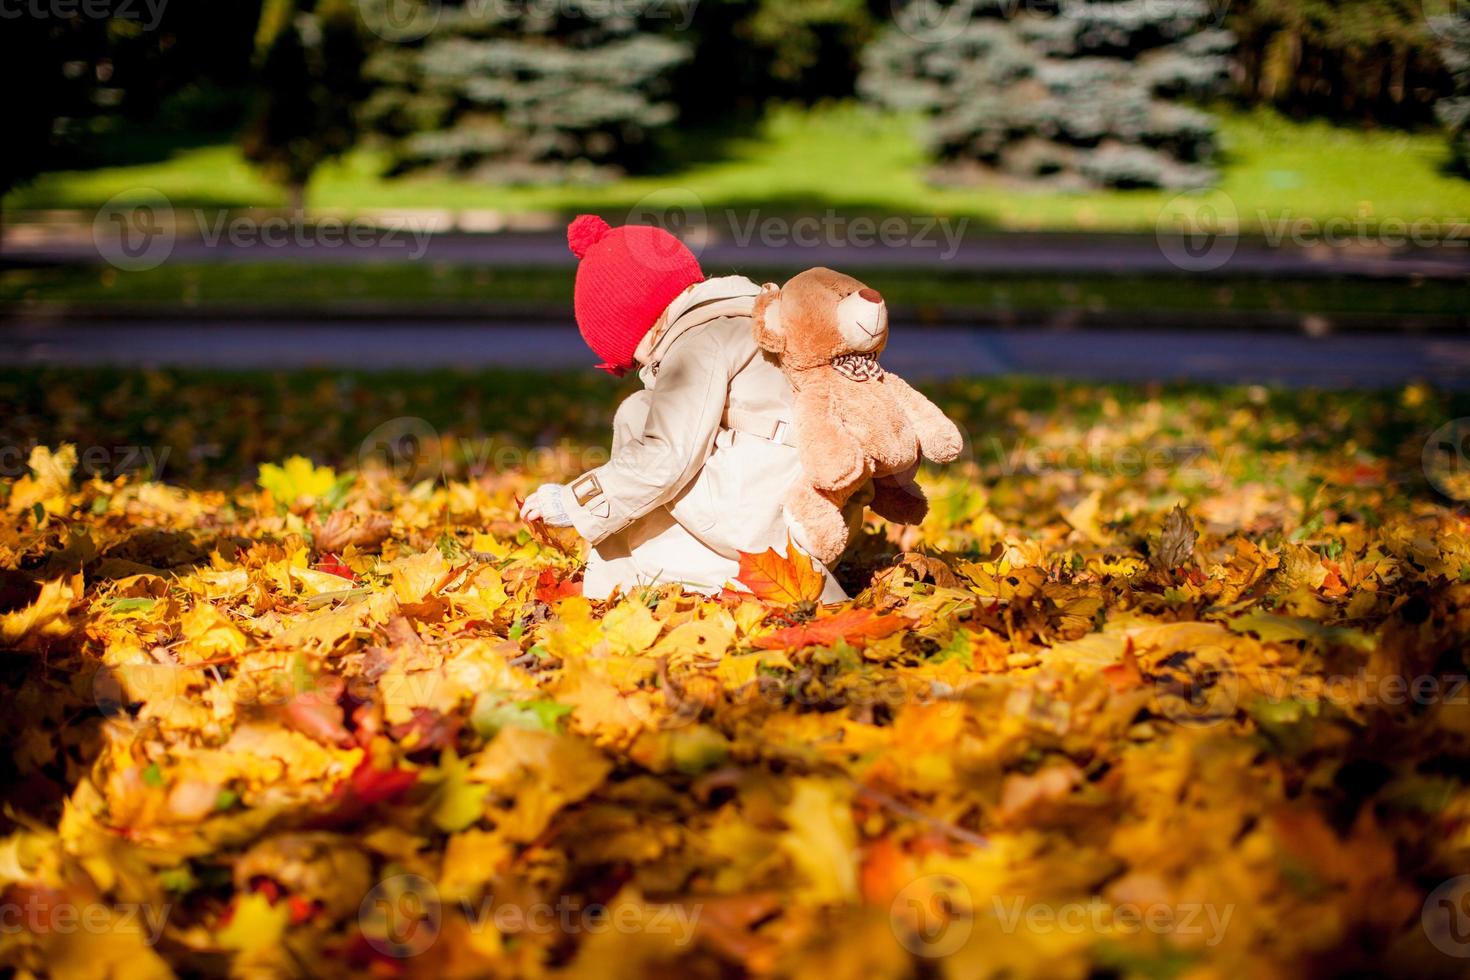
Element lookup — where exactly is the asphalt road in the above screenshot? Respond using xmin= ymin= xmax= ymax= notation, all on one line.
xmin=9 ymin=228 xmax=1470 ymax=279
xmin=8 ymin=319 xmax=1470 ymax=388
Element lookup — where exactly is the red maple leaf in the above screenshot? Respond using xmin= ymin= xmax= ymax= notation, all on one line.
xmin=753 ymin=607 xmax=909 ymax=650
xmin=535 ymin=568 xmax=581 ymax=604
xmin=315 ymin=552 xmax=358 ymax=582
xmin=345 ymin=757 xmax=419 ymax=806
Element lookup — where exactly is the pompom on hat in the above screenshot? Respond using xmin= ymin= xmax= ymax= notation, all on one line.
xmin=566 ymin=214 xmax=704 ymax=376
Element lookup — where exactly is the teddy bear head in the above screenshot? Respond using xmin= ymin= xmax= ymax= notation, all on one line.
xmin=752 ymin=267 xmax=889 ymax=372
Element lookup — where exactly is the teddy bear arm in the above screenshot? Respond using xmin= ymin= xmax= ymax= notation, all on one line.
xmin=794 ymin=383 xmax=867 ymax=491
xmin=887 ymin=376 xmax=963 ymax=464
xmin=785 ymin=483 xmax=850 ymax=565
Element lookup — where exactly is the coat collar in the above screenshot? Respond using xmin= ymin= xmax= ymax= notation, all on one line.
xmin=634 ymin=276 xmax=761 ymax=383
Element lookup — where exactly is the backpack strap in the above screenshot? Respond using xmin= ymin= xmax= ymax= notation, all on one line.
xmin=722 ymin=407 xmax=796 ymax=447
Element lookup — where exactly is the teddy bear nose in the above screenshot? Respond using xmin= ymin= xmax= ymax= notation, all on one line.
xmin=858 ymin=288 xmax=883 ymax=305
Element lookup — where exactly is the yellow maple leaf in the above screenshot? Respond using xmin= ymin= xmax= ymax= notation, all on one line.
xmin=601 ymin=600 xmax=664 ymax=654
xmin=1062 ymin=489 xmax=1109 ymax=545
xmin=178 ymin=603 xmax=248 ymax=662
xmin=470 ymin=530 xmax=511 ymax=559
xmin=216 ymin=891 xmax=290 ymax=951
xmin=651 ymin=615 xmax=734 ymax=663
xmin=257 ymin=455 xmax=341 ymax=507
xmin=0 ymin=577 xmax=78 ymax=648
xmin=431 ymin=749 xmax=488 ymax=832
xmin=6 ymin=444 xmax=78 ymax=515
xmin=389 ymin=548 xmax=451 ymax=604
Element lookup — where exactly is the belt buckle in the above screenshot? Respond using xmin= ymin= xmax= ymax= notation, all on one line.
xmin=771 ymin=420 xmax=789 ymax=444
xmin=571 ymin=474 xmax=603 ymax=506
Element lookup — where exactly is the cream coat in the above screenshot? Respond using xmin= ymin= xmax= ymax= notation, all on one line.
xmin=565 ymin=276 xmax=858 ymax=601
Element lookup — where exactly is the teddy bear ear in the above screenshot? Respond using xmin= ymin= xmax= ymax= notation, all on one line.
xmin=752 ymin=287 xmax=785 ymax=354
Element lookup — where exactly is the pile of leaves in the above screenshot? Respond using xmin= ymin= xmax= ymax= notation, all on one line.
xmin=1 ymin=374 xmax=1469 ymax=978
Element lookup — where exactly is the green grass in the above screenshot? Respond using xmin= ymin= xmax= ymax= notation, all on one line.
xmin=2 ymin=367 xmax=1464 ymax=487
xmin=9 ymin=104 xmax=1469 ymax=234
xmin=4 ymin=263 xmax=1466 ymax=321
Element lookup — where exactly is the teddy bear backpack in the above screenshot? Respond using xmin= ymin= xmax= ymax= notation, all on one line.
xmin=752 ymin=268 xmax=964 ymax=564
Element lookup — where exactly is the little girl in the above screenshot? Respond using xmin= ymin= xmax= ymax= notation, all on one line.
xmin=519 ymin=215 xmax=865 ymax=601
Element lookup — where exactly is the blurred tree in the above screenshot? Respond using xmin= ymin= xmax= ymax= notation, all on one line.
xmin=1228 ymin=0 xmax=1447 ymax=126
xmin=359 ymin=0 xmax=691 ymax=182
xmin=242 ymin=0 xmax=367 ymax=211
xmin=4 ymin=4 xmax=264 ymax=180
xmin=1434 ymin=9 xmax=1470 ymax=174
xmin=859 ymin=0 xmax=1233 ymax=189
xmin=0 ymin=16 xmax=110 ymax=243
xmin=673 ymin=0 xmax=881 ymax=120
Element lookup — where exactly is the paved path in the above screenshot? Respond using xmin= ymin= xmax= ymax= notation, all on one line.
xmin=8 ymin=228 xmax=1470 ymax=279
xmin=8 ymin=319 xmax=1470 ymax=388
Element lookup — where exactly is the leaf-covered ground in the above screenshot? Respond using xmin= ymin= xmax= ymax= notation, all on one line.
xmin=1 ymin=370 xmax=1469 ymax=979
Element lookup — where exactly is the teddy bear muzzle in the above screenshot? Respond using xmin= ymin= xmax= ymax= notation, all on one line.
xmin=835 ymin=287 xmax=888 ymax=352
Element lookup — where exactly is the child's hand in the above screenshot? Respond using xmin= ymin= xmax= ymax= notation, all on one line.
xmin=519 ymin=484 xmax=573 ymax=528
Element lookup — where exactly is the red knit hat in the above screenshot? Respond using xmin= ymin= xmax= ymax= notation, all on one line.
xmin=567 ymin=214 xmax=704 ymax=376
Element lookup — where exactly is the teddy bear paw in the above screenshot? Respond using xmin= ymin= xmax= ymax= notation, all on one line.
xmin=922 ymin=422 xmax=964 ymax=465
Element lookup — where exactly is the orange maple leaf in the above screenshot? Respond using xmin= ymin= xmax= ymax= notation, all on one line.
xmin=753 ymin=607 xmax=909 ymax=650
xmin=859 ymin=836 xmax=913 ymax=905
xmin=734 ymin=536 xmax=826 ymax=605
xmin=1101 ymin=640 xmax=1144 ymax=693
